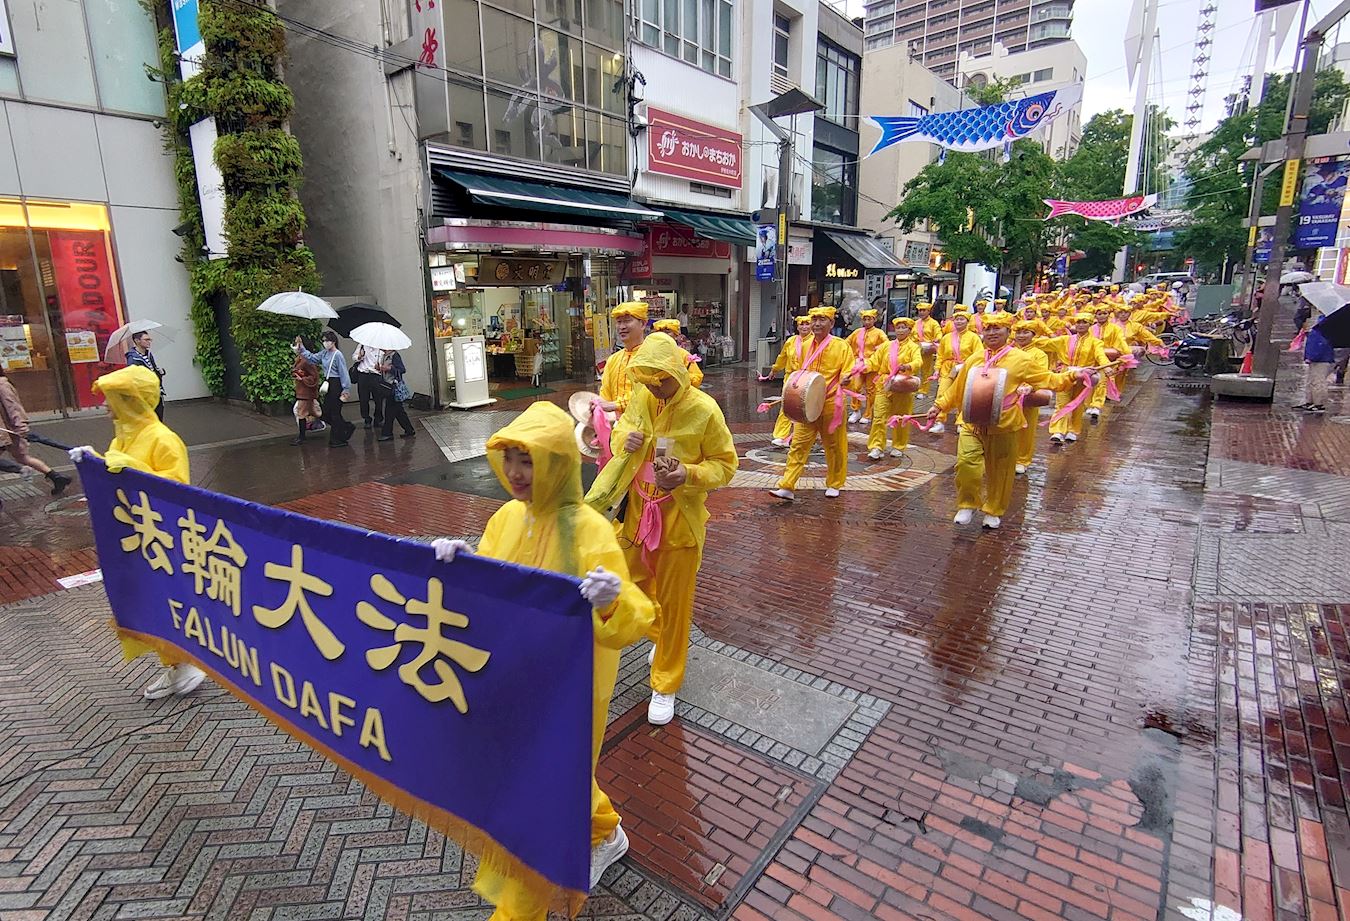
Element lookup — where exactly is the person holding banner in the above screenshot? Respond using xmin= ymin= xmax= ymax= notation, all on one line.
xmin=585 ymin=333 xmax=737 ymax=726
xmin=597 ymin=302 xmax=650 ymax=415
xmin=67 ymin=365 xmax=204 ymax=699
xmin=431 ymin=400 xmax=655 ymax=911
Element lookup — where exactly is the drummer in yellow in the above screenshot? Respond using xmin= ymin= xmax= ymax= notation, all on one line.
xmin=598 ymin=302 xmax=649 ymax=415
xmin=770 ymin=306 xmax=854 ymax=501
xmin=911 ymin=302 xmax=942 ymax=395
xmin=585 ymin=333 xmax=737 ymax=726
xmin=1012 ymin=320 xmax=1051 ymax=475
xmin=1086 ymin=305 xmax=1130 ymax=423
xmin=652 ymin=318 xmax=704 ymax=388
xmin=866 ymin=316 xmax=922 ymax=459
xmin=845 ymin=309 xmax=887 ymax=425
xmin=931 ymin=308 xmax=984 ymax=434
xmin=765 ymin=315 xmax=812 ymax=447
xmin=926 ymin=312 xmax=1073 ymax=529
xmin=1042 ymin=312 xmax=1108 ymax=445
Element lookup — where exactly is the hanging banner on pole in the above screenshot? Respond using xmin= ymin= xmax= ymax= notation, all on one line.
xmin=1293 ymin=157 xmax=1349 ymax=249
xmin=1279 ymin=159 xmax=1302 ymax=207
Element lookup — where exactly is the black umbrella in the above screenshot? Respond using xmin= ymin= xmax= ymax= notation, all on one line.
xmin=328 ymin=303 xmax=402 ymax=338
xmin=1317 ymin=306 xmax=1350 ymax=349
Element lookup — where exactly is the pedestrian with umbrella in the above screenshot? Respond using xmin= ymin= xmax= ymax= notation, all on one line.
xmin=258 ymin=291 xmax=341 ymax=447
xmin=107 ymin=320 xmax=168 ymax=420
xmin=0 ymin=364 xmax=71 ymax=495
xmin=329 ymin=304 xmax=401 ymax=432
xmin=349 ymin=322 xmax=416 ymax=442
xmin=293 ymin=331 xmax=355 ymax=447
xmin=1294 ymin=282 xmax=1350 ymax=413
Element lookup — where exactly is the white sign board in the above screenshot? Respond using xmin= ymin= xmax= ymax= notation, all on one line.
xmin=188 ymin=118 xmax=228 ymax=260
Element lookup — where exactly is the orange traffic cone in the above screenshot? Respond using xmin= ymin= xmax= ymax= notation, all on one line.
xmin=1240 ymin=350 xmax=1253 ymax=374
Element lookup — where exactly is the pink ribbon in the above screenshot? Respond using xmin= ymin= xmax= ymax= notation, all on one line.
xmin=1105 ymin=376 xmax=1122 ymax=402
xmin=1048 ymin=371 xmax=1097 ymax=424
xmin=1147 ymin=344 xmax=1170 ymax=357
xmin=591 ymin=401 xmax=614 ymax=470
xmin=756 ymin=399 xmax=779 ymax=414
xmin=633 ymin=465 xmax=672 ymax=572
xmin=1289 ymin=329 xmax=1308 ymax=353
xmin=887 ymin=414 xmax=937 ymax=432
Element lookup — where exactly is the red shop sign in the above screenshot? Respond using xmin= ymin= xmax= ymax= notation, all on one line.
xmin=647 ymin=107 xmax=742 ymax=189
xmin=49 ymin=230 xmax=124 ymax=410
xmin=649 ymin=224 xmax=731 ymax=259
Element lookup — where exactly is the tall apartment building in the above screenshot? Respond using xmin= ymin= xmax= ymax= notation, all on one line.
xmin=863 ymin=0 xmax=1074 ymax=83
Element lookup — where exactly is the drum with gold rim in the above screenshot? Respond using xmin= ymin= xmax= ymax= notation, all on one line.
xmin=1024 ymin=388 xmax=1056 ymax=408
xmin=782 ymin=370 xmax=827 ymax=423
xmin=886 ymin=374 xmax=921 ymax=394
xmin=920 ymin=341 xmax=937 ymax=356
xmin=961 ymin=367 xmax=1008 ymax=428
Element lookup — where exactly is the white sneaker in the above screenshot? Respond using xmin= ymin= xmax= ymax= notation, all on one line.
xmin=143 ymin=663 xmax=205 ymax=700
xmin=589 ymin=825 xmax=630 ymax=890
xmin=648 ymin=691 xmax=675 ymax=725
xmin=982 ymin=514 xmax=1001 ymax=529
xmin=889 ymin=448 xmax=904 ymax=458
xmin=647 ymin=645 xmax=655 ymax=666
xmin=1050 ymin=433 xmax=1064 ymax=444
xmin=770 ymin=487 xmax=794 ymax=501
xmin=1086 ymin=408 xmax=1101 ymax=422
xmin=824 ymin=488 xmax=840 ymax=498
xmin=771 ymin=437 xmax=789 ymax=447
xmin=929 ymin=421 xmax=945 ymax=434
xmin=848 ymin=410 xmax=861 ymax=424
xmin=1015 ymin=463 xmax=1027 ymax=475
xmin=1065 ymin=433 xmax=1078 ymax=443
xmin=860 ymin=418 xmax=870 ymax=426
xmin=867 ymin=448 xmax=883 ymax=459
xmin=953 ymin=509 xmax=974 ymax=525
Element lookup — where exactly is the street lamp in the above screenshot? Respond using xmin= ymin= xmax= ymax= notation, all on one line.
xmin=749 ymin=88 xmax=823 ymax=340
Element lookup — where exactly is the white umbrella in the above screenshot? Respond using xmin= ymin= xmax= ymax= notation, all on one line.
xmin=1281 ymin=270 xmax=1316 ymax=284
xmin=1297 ymin=281 xmax=1350 ymax=315
xmin=106 ymin=319 xmax=168 ymax=364
xmin=349 ymin=321 xmax=411 ymax=350
xmin=258 ymin=290 xmax=337 ymax=319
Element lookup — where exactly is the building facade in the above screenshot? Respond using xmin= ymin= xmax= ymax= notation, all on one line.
xmin=863 ymin=0 xmax=1074 ymax=84
xmin=0 ymin=1 xmax=199 ymax=417
xmin=956 ymin=39 xmax=1085 ymax=158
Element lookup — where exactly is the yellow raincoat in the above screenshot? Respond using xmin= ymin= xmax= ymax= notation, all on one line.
xmin=91 ymin=367 xmax=191 ymax=665
xmin=865 ymin=335 xmax=922 ymax=453
xmin=845 ymin=322 xmax=887 ymax=417
xmin=471 ymin=402 xmax=654 ymax=921
xmin=936 ymin=338 xmax=1072 ymax=517
xmin=585 ymin=334 xmax=737 ymax=694
xmin=651 ymin=319 xmax=704 ymax=388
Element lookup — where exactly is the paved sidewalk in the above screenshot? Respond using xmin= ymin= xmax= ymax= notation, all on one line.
xmin=0 ymin=348 xmax=1346 ymax=921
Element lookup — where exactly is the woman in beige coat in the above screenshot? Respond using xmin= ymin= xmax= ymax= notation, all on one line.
xmin=0 ymin=366 xmax=71 ymax=495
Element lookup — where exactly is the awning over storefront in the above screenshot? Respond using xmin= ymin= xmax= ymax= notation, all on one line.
xmin=660 ymin=208 xmax=758 ymax=247
xmin=822 ymin=231 xmax=906 ymax=271
xmin=435 ymin=169 xmax=663 ymax=222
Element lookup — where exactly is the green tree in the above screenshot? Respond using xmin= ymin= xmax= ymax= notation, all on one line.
xmin=887 ymin=152 xmax=1002 ymax=267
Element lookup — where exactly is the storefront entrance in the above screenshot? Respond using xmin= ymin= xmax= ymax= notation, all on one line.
xmin=0 ymin=199 xmax=127 ymax=417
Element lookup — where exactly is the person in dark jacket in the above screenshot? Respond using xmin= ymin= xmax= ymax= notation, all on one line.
xmin=1298 ymin=315 xmax=1336 ymax=413
xmin=376 ymin=350 xmax=416 ymax=441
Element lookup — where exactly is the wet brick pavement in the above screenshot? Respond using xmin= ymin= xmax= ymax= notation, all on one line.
xmin=0 ymin=333 xmax=1348 ymax=921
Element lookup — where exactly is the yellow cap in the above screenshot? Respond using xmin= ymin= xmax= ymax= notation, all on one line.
xmin=982 ymin=311 xmax=1015 ymax=328
xmin=809 ymin=306 xmax=837 ymax=320
xmin=653 ymin=318 xmax=680 ymax=334
xmin=612 ymin=301 xmax=649 ymax=321
xmin=1072 ymin=311 xmax=1094 ymax=322
xmin=1013 ymin=320 xmax=1040 ymax=333
xmin=795 ymin=314 xmax=811 ymax=326
xmin=892 ymin=316 xmax=914 ymax=328
xmin=915 ymin=301 xmax=934 ymax=311
xmin=860 ymin=309 xmax=879 ymax=319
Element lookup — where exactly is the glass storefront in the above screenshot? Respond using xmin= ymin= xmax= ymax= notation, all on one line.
xmin=427 ymin=250 xmax=621 ymax=397
xmin=0 ymin=199 xmax=126 ymax=416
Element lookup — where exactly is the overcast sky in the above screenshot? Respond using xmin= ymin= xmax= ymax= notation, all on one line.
xmin=837 ymin=0 xmax=1319 ymax=135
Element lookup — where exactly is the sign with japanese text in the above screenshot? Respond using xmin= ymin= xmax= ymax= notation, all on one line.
xmin=78 ymin=459 xmax=594 ymax=899
xmin=1280 ymin=159 xmax=1301 ymax=208
xmin=647 ymin=108 xmax=742 ymax=189
xmin=478 ymin=257 xmax=567 ymax=286
xmin=650 ymin=224 xmax=731 ymax=259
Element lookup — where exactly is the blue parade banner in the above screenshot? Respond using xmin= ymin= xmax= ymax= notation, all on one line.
xmin=77 ymin=458 xmax=594 ymax=900
xmin=1294 ymin=158 xmax=1350 ymax=250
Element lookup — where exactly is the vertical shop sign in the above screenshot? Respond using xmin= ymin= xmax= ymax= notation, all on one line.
xmin=48 ymin=230 xmax=123 ymax=409
xmin=755 ymin=224 xmax=776 ymax=282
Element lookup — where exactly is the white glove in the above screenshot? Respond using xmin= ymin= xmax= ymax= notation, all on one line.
xmin=579 ymin=566 xmax=621 ymax=610
xmin=69 ymin=445 xmax=95 ymax=463
xmin=431 ymin=538 xmax=473 ymax=562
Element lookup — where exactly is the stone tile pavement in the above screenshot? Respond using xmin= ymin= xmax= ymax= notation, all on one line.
xmin=0 ymin=350 xmax=1347 ymax=921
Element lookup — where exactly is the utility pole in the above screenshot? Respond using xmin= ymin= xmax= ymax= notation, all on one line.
xmin=1115 ymin=0 xmax=1159 ymax=281
xmin=776 ymin=121 xmax=794 ymax=337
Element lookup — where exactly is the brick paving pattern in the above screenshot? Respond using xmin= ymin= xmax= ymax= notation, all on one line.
xmin=0 ymin=335 xmax=1348 ymax=921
